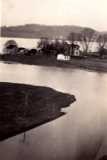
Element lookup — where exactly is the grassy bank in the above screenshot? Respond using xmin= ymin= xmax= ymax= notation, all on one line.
xmin=0 ymin=54 xmax=107 ymax=72
xmin=0 ymin=82 xmax=75 ymax=141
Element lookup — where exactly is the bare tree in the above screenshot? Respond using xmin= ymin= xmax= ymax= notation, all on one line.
xmin=3 ymin=40 xmax=18 ymax=54
xmin=68 ymin=32 xmax=76 ymax=43
xmin=97 ymin=34 xmax=107 ymax=58
xmin=67 ymin=32 xmax=81 ymax=43
xmin=80 ymin=28 xmax=96 ymax=54
xmin=97 ymin=34 xmax=107 ymax=48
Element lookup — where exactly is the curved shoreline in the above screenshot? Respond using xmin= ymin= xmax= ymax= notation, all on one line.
xmin=0 ymin=54 xmax=107 ymax=72
xmin=0 ymin=82 xmax=76 ymax=141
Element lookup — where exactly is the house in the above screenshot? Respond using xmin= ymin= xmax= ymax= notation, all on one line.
xmin=69 ymin=43 xmax=81 ymax=57
xmin=57 ymin=54 xmax=70 ymax=61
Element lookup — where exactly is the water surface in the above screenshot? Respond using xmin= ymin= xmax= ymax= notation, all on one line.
xmin=0 ymin=62 xmax=107 ymax=160
xmin=0 ymin=37 xmax=99 ymax=53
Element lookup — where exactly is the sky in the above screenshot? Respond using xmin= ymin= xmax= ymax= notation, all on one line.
xmin=1 ymin=0 xmax=107 ymax=31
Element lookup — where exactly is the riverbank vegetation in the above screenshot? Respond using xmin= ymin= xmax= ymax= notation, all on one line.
xmin=0 ymin=27 xmax=107 ymax=72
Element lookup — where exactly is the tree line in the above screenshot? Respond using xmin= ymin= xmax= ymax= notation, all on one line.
xmin=68 ymin=28 xmax=107 ymax=54
xmin=3 ymin=27 xmax=107 ymax=59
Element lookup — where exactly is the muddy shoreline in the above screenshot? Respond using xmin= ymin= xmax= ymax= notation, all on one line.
xmin=0 ymin=54 xmax=107 ymax=72
xmin=0 ymin=82 xmax=75 ymax=141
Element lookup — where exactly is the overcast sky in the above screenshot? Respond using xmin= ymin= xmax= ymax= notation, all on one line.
xmin=1 ymin=0 xmax=107 ymax=31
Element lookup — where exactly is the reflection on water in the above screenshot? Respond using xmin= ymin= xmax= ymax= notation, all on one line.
xmin=0 ymin=62 xmax=107 ymax=160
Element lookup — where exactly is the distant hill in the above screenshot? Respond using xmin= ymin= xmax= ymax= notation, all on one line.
xmin=0 ymin=24 xmax=85 ymax=39
xmin=0 ymin=24 xmax=105 ymax=39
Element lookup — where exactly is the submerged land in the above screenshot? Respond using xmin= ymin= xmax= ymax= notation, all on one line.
xmin=0 ymin=82 xmax=75 ymax=141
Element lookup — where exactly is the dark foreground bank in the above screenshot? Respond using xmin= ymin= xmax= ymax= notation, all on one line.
xmin=0 ymin=82 xmax=75 ymax=141
xmin=0 ymin=54 xmax=107 ymax=72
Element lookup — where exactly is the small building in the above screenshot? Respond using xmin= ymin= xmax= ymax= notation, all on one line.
xmin=57 ymin=54 xmax=70 ymax=61
xmin=69 ymin=43 xmax=81 ymax=57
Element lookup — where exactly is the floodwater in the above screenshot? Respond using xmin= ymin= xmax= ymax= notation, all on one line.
xmin=0 ymin=37 xmax=100 ymax=53
xmin=0 ymin=62 xmax=107 ymax=160
xmin=0 ymin=37 xmax=40 ymax=53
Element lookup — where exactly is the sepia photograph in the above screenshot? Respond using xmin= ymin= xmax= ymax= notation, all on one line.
xmin=0 ymin=0 xmax=107 ymax=160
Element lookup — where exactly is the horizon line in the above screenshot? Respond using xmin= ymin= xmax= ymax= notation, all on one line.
xmin=0 ymin=23 xmax=107 ymax=33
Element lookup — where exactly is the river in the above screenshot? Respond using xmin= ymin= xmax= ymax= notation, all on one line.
xmin=0 ymin=62 xmax=107 ymax=160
